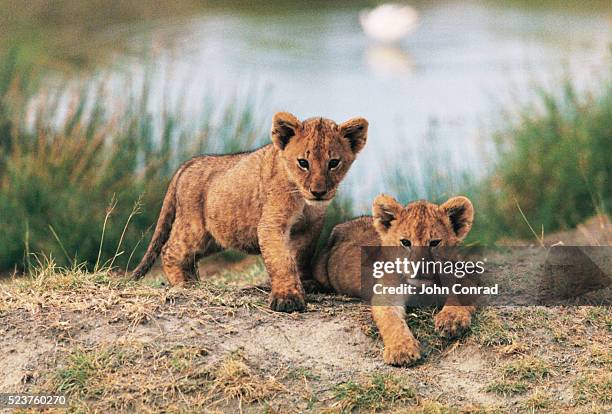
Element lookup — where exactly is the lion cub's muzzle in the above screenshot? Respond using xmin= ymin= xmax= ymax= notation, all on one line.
xmin=310 ymin=189 xmax=328 ymax=200
xmin=306 ymin=189 xmax=336 ymax=206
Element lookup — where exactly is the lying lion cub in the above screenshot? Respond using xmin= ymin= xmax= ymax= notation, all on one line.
xmin=314 ymin=194 xmax=475 ymax=365
xmin=132 ymin=112 xmax=368 ymax=313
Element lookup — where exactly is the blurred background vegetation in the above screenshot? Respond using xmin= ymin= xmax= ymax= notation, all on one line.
xmin=0 ymin=0 xmax=609 ymax=272
xmin=384 ymin=78 xmax=611 ymax=244
xmin=0 ymin=49 xmax=265 ymax=271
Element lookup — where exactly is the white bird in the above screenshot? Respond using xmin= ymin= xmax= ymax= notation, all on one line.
xmin=359 ymin=3 xmax=419 ymax=43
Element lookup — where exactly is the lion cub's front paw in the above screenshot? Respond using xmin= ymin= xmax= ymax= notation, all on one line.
xmin=383 ymin=337 xmax=421 ymax=366
xmin=269 ymin=289 xmax=306 ymax=313
xmin=435 ymin=306 xmax=472 ymax=338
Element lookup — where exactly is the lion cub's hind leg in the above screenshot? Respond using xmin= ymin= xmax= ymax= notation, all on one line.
xmin=161 ymin=216 xmax=212 ymax=286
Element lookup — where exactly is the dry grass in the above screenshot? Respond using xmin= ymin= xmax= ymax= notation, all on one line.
xmin=521 ymin=389 xmax=554 ymax=411
xmin=469 ymin=308 xmax=514 ymax=347
xmin=400 ymin=401 xmax=503 ymax=414
xmin=1 ymin=256 xmax=269 ymax=318
xmin=484 ymin=379 xmax=528 ymax=397
xmin=502 ymin=356 xmax=552 ymax=382
xmin=573 ymin=371 xmax=612 ymax=405
xmin=401 ymin=401 xmax=460 ymax=414
xmin=15 ymin=320 xmax=282 ymax=412
xmin=207 ymin=351 xmax=286 ymax=406
xmin=586 ymin=345 xmax=612 ymax=368
xmin=45 ymin=341 xmax=213 ymax=412
xmin=583 ymin=306 xmax=612 ymax=329
xmin=325 ymin=374 xmax=416 ymax=413
xmin=485 ymin=356 xmax=553 ymax=397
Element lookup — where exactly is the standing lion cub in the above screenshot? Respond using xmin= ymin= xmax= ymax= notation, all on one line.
xmin=132 ymin=112 xmax=368 ymax=312
xmin=314 ymin=194 xmax=475 ymax=365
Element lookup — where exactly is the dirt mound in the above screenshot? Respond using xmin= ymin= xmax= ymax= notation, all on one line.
xmin=1 ymin=218 xmax=610 ymax=412
xmin=1 ymin=267 xmax=610 ymax=413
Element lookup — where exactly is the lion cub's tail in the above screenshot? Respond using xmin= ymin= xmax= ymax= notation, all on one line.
xmin=131 ymin=170 xmax=180 ymax=280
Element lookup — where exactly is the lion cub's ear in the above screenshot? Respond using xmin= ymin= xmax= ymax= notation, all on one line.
xmin=271 ymin=112 xmax=301 ymax=150
xmin=440 ymin=196 xmax=474 ymax=241
xmin=372 ymin=194 xmax=402 ymax=234
xmin=339 ymin=117 xmax=368 ymax=154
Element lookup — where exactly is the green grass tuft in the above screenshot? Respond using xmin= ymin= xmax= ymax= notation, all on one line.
xmin=330 ymin=374 xmax=416 ymax=413
xmin=486 ymin=355 xmax=552 ymax=397
xmin=573 ymin=372 xmax=612 ymax=405
xmin=484 ymin=379 xmax=528 ymax=396
xmin=503 ymin=357 xmax=551 ymax=381
xmin=470 ymin=309 xmax=514 ymax=346
xmin=55 ymin=350 xmax=99 ymax=395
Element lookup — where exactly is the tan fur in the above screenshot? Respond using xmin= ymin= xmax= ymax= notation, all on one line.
xmin=315 ymin=195 xmax=475 ymax=366
xmin=132 ymin=112 xmax=367 ymax=312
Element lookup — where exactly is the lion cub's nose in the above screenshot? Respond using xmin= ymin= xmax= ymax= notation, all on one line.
xmin=310 ymin=190 xmax=327 ymax=199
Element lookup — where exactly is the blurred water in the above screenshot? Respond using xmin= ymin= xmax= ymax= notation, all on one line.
xmin=34 ymin=1 xmax=612 ymax=205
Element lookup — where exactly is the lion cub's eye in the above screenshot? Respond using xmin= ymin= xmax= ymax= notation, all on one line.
xmin=297 ymin=159 xmax=309 ymax=170
xmin=429 ymin=240 xmax=441 ymax=247
xmin=400 ymin=239 xmax=411 ymax=248
xmin=328 ymin=159 xmax=341 ymax=170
